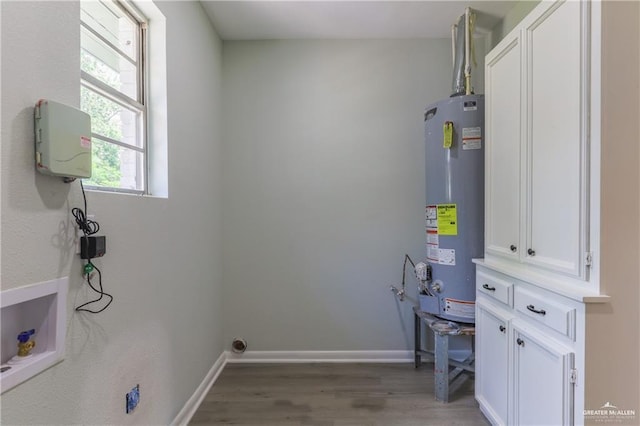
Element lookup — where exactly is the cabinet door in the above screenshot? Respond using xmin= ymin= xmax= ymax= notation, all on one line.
xmin=475 ymin=298 xmax=510 ymax=425
xmin=524 ymin=0 xmax=587 ymax=277
xmin=485 ymin=30 xmax=522 ymax=261
xmin=513 ymin=323 xmax=575 ymax=426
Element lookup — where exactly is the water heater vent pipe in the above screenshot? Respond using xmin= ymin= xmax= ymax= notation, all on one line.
xmin=451 ymin=24 xmax=457 ymax=68
xmin=450 ymin=7 xmax=475 ymax=96
xmin=464 ymin=7 xmax=472 ymax=95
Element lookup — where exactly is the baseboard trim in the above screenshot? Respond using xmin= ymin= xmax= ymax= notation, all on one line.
xmin=225 ymin=350 xmax=414 ymax=364
xmin=171 ymin=351 xmax=227 ymax=426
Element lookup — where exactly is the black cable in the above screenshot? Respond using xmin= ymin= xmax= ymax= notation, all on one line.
xmin=72 ymin=181 xmax=99 ymax=236
xmin=73 ymin=180 xmax=113 ymax=314
xmin=75 ymin=261 xmax=113 ymax=314
xmin=401 ymin=254 xmax=416 ymax=291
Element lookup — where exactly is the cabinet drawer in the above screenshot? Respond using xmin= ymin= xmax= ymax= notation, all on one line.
xmin=514 ymin=287 xmax=576 ymax=340
xmin=477 ymin=271 xmax=513 ymax=307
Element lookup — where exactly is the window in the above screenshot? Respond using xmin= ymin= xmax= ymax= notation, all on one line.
xmin=80 ymin=0 xmax=147 ymax=193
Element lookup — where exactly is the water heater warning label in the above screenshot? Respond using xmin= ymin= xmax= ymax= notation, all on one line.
xmin=438 ymin=249 xmax=455 ymax=265
xmin=425 ymin=205 xmax=438 ymax=229
xmin=444 ymin=298 xmax=475 ymax=320
xmin=462 ymin=127 xmax=482 ymax=150
xmin=426 ymin=204 xmax=456 ymax=265
xmin=427 ymin=245 xmax=440 ymax=262
xmin=426 ymin=247 xmax=456 ymax=266
xmin=436 ymin=204 xmax=458 ymax=235
xmin=426 ymin=230 xmax=439 ymax=245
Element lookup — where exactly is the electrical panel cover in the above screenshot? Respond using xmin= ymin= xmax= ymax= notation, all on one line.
xmin=34 ymin=99 xmax=92 ymax=178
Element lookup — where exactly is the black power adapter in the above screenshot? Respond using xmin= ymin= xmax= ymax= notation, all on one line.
xmin=80 ymin=235 xmax=106 ymax=260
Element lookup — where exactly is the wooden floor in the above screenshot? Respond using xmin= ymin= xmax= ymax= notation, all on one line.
xmin=189 ymin=363 xmax=489 ymax=426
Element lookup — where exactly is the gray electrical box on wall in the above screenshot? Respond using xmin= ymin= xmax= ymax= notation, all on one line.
xmin=34 ymin=99 xmax=92 ymax=178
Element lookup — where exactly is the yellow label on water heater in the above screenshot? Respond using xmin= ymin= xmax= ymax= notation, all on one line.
xmin=437 ymin=204 xmax=457 ymax=235
xmin=443 ymin=121 xmax=453 ymax=149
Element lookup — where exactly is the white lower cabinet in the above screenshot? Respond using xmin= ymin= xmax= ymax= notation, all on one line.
xmin=512 ymin=321 xmax=575 ymax=426
xmin=475 ymin=266 xmax=580 ymax=426
xmin=476 ymin=298 xmax=511 ymax=425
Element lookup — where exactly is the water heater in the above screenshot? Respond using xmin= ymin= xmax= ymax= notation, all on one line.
xmin=420 ymin=94 xmax=484 ymax=323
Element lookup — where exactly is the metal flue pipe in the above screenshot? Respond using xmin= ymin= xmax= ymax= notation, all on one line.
xmin=464 ymin=7 xmax=472 ymax=95
xmin=450 ymin=7 xmax=474 ymax=97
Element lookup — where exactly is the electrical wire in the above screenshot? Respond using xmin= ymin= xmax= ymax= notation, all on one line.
xmin=75 ymin=261 xmax=113 ymax=313
xmin=401 ymin=254 xmax=415 ymax=291
xmin=72 ymin=181 xmax=99 ymax=236
xmin=400 ymin=254 xmax=416 ymax=298
xmin=73 ymin=180 xmax=113 ymax=314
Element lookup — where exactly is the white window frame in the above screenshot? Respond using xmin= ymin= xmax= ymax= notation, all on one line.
xmin=80 ymin=0 xmax=148 ymax=195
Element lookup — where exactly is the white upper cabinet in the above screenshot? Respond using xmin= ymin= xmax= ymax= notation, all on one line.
xmin=484 ymin=0 xmax=591 ymax=281
xmin=476 ymin=2 xmax=615 ymax=424
xmin=485 ymin=31 xmax=522 ymax=261
xmin=525 ymin=0 xmax=586 ymax=277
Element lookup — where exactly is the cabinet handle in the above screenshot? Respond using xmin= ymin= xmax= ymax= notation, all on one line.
xmin=527 ymin=248 xmax=536 ymax=256
xmin=482 ymin=283 xmax=496 ymax=291
xmin=526 ymin=304 xmax=546 ymax=315
xmin=510 ymin=244 xmax=517 ymax=253
xmin=499 ymin=325 xmax=506 ymax=333
xmin=517 ymin=338 xmax=525 ymax=347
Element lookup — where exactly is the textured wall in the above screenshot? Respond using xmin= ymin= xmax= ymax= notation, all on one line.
xmin=585 ymin=1 xmax=640 ymax=422
xmin=489 ymin=1 xmax=540 ymax=48
xmin=0 ymin=1 xmax=224 ymax=423
xmin=221 ymin=39 xmax=479 ymax=351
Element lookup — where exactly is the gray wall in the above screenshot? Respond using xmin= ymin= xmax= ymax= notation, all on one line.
xmin=0 ymin=1 xmax=498 ymax=422
xmin=0 ymin=1 xmax=224 ymax=423
xmin=489 ymin=1 xmax=540 ymax=48
xmin=221 ymin=39 xmax=481 ymax=351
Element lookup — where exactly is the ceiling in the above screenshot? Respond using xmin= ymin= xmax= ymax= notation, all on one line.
xmin=200 ymin=1 xmax=518 ymax=40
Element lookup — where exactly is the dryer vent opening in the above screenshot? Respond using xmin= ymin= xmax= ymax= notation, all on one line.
xmin=231 ymin=338 xmax=247 ymax=353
